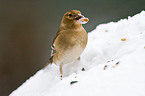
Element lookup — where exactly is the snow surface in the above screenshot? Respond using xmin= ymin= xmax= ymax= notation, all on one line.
xmin=10 ymin=11 xmax=145 ymax=96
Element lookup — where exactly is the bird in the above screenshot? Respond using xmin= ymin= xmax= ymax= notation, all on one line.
xmin=46 ymin=10 xmax=89 ymax=77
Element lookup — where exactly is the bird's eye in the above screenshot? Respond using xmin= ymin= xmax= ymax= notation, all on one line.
xmin=68 ymin=14 xmax=72 ymax=17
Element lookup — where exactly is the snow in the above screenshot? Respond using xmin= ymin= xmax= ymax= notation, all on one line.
xmin=10 ymin=11 xmax=145 ymax=96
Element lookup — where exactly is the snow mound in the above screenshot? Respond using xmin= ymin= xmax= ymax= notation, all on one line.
xmin=10 ymin=11 xmax=145 ymax=96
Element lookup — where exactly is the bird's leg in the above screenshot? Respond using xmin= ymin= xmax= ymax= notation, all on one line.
xmin=60 ymin=65 xmax=63 ymax=79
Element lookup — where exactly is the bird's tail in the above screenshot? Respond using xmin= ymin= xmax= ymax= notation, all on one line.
xmin=47 ymin=56 xmax=53 ymax=64
xmin=43 ymin=56 xmax=53 ymax=69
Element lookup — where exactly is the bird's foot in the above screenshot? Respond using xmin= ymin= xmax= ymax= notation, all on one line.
xmin=77 ymin=57 xmax=80 ymax=60
xmin=60 ymin=75 xmax=62 ymax=80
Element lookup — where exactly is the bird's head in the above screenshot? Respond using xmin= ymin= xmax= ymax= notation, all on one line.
xmin=62 ymin=10 xmax=89 ymax=25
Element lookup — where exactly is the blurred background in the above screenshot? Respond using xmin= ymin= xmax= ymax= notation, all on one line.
xmin=0 ymin=0 xmax=144 ymax=95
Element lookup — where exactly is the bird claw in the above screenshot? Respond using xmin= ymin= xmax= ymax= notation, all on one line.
xmin=60 ymin=75 xmax=62 ymax=80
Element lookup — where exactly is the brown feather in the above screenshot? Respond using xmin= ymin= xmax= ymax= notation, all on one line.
xmin=44 ymin=10 xmax=89 ymax=76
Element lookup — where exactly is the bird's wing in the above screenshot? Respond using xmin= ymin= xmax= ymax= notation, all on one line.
xmin=50 ymin=29 xmax=61 ymax=57
xmin=45 ymin=30 xmax=60 ymax=65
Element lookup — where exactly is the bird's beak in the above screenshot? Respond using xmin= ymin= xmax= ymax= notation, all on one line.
xmin=76 ymin=14 xmax=89 ymax=24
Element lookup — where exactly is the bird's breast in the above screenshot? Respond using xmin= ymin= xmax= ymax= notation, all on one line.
xmin=53 ymin=28 xmax=88 ymax=65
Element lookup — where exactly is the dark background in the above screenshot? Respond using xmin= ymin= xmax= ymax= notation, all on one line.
xmin=0 ymin=0 xmax=144 ymax=95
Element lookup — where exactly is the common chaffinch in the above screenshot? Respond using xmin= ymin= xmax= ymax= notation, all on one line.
xmin=47 ymin=10 xmax=89 ymax=77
